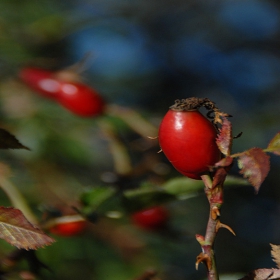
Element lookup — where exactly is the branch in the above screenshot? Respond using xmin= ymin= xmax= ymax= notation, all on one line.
xmin=196 ymin=167 xmax=235 ymax=280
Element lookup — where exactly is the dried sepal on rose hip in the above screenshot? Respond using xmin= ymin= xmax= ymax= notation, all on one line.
xmin=158 ymin=98 xmax=229 ymax=180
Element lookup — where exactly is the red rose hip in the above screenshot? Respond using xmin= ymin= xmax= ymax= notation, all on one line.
xmin=19 ymin=67 xmax=60 ymax=99
xmin=19 ymin=67 xmax=105 ymax=117
xmin=158 ymin=99 xmax=221 ymax=179
xmin=56 ymin=82 xmax=105 ymax=117
xmin=131 ymin=206 xmax=169 ymax=230
xmin=49 ymin=217 xmax=87 ymax=237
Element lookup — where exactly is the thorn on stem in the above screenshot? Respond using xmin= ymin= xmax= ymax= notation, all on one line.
xmin=147 ymin=136 xmax=158 ymax=140
xmin=216 ymin=221 xmax=236 ymax=236
xmin=211 ymin=206 xmax=220 ymax=220
xmin=157 ymin=149 xmax=162 ymax=153
xmin=196 ymin=252 xmax=212 ymax=271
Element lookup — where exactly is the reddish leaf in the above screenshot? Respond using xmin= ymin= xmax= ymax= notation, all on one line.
xmin=271 ymin=244 xmax=280 ymax=269
xmin=0 ymin=129 xmax=30 ymax=150
xmin=239 ymin=268 xmax=280 ymax=280
xmin=214 ymin=156 xmax=233 ymax=168
xmin=237 ymin=148 xmax=270 ymax=193
xmin=216 ymin=117 xmax=232 ymax=156
xmin=0 ymin=207 xmax=54 ymax=249
xmin=267 ymin=132 xmax=280 ymax=156
xmin=239 ymin=244 xmax=280 ymax=279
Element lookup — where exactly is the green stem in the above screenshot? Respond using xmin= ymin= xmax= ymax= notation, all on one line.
xmin=0 ymin=175 xmax=38 ymax=225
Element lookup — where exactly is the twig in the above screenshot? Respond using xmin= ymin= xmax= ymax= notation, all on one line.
xmin=196 ymin=168 xmax=235 ymax=280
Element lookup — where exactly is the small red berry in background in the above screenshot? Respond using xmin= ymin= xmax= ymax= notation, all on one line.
xmin=56 ymin=82 xmax=105 ymax=117
xmin=49 ymin=220 xmax=87 ymax=237
xmin=19 ymin=67 xmax=106 ymax=117
xmin=19 ymin=67 xmax=60 ymax=99
xmin=158 ymin=99 xmax=221 ymax=180
xmin=131 ymin=206 xmax=169 ymax=230
xmin=48 ymin=217 xmax=87 ymax=237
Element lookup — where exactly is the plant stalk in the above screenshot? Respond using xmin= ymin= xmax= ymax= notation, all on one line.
xmin=197 ymin=173 xmax=227 ymax=280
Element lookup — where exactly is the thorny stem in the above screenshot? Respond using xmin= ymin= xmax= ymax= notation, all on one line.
xmin=203 ymin=188 xmax=222 ymax=279
xmin=197 ymin=171 xmax=230 ymax=280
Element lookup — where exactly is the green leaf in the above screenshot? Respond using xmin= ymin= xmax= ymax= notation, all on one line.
xmin=123 ymin=187 xmax=175 ymax=211
xmin=80 ymin=187 xmax=116 ymax=209
xmin=82 ymin=175 xmax=251 ymax=215
xmin=163 ymin=175 xmax=250 ymax=199
xmin=162 ymin=177 xmax=204 ymax=199
xmin=0 ymin=207 xmax=54 ymax=249
xmin=80 ymin=187 xmax=119 ymax=219
xmin=123 ymin=174 xmax=249 ymax=211
xmin=267 ymin=132 xmax=280 ymax=155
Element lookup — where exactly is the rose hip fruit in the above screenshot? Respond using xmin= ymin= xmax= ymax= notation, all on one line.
xmin=158 ymin=100 xmax=221 ymax=179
